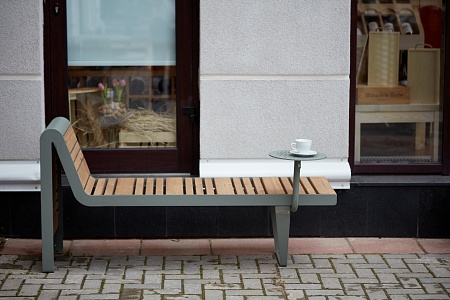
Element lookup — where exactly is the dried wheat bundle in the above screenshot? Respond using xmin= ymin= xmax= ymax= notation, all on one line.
xmin=120 ymin=108 xmax=176 ymax=140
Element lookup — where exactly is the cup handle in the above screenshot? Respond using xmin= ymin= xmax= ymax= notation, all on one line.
xmin=291 ymin=143 xmax=296 ymax=150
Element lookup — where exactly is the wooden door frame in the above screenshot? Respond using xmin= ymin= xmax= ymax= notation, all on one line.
xmin=44 ymin=0 xmax=200 ymax=175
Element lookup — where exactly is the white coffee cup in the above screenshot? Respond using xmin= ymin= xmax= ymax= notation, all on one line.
xmin=291 ymin=139 xmax=312 ymax=153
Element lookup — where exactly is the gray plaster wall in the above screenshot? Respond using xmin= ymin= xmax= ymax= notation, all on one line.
xmin=200 ymin=0 xmax=351 ymax=159
xmin=0 ymin=1 xmax=44 ymax=160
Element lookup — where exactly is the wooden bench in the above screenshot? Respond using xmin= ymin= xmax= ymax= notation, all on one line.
xmin=40 ymin=117 xmax=337 ymax=272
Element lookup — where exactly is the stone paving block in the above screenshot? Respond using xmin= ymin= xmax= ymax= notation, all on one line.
xmin=365 ymin=254 xmax=385 ymax=264
xmin=0 ymin=290 xmax=18 ymax=297
xmin=164 ymin=279 xmax=182 ymax=290
xmin=385 ymin=258 xmax=408 ymax=269
xmin=279 ymin=268 xmax=297 ymax=278
xmin=79 ymin=294 xmax=120 ymax=299
xmin=365 ymin=289 xmax=388 ymax=300
xmin=399 ymin=277 xmax=421 ymax=288
xmin=283 ymin=283 xmax=322 ymax=290
xmin=163 ymin=260 xmax=182 ymax=270
xmin=18 ymin=284 xmax=42 ymax=296
xmin=354 ymin=268 xmax=377 ymax=279
xmin=285 ymin=289 xmax=306 ymax=299
xmin=321 ymin=277 xmax=343 ymax=289
xmin=145 ymin=256 xmax=164 ymax=266
xmin=225 ymin=289 xmax=264 ymax=296
xmin=312 ymin=258 xmax=332 ymax=268
xmin=242 ymin=278 xmax=262 ymax=289
xmin=144 ymin=274 xmax=162 ymax=285
xmin=58 ymin=296 xmax=79 ymax=300
xmin=377 ymin=273 xmax=399 ymax=283
xmin=1 ymin=277 xmax=23 ymax=290
xmin=222 ymin=273 xmax=241 ymax=284
xmin=291 ymin=254 xmax=312 ymax=264
xmin=82 ymin=279 xmax=102 ymax=290
xmin=124 ymin=268 xmax=144 ymax=280
xmin=202 ymin=269 xmax=220 ymax=279
xmin=386 ymin=288 xmax=426 ymax=295
xmin=299 ymin=273 xmax=321 ymax=283
xmin=410 ymin=295 xmax=450 ymax=299
xmin=183 ymin=280 xmax=203 ymax=294
xmin=60 ymin=289 xmax=104 ymax=296
xmin=422 ymin=283 xmax=447 ymax=294
xmin=333 ymin=263 xmax=354 ymax=273
xmin=120 ymin=288 xmax=142 ymax=299
xmin=219 ymin=255 xmax=238 ymax=265
xmin=37 ymin=289 xmax=60 ymax=300
xmin=141 ymin=294 xmax=161 ymax=300
xmin=102 ymin=283 xmax=122 ymax=294
xmin=408 ymin=263 xmax=431 ymax=273
xmin=343 ymin=283 xmax=365 ymax=295
xmin=305 ymin=289 xmax=346 ymax=296
xmin=204 ymin=289 xmax=223 ymax=298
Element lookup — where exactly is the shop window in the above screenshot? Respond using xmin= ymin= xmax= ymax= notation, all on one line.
xmin=67 ymin=0 xmax=177 ymax=149
xmin=353 ymin=0 xmax=446 ymax=170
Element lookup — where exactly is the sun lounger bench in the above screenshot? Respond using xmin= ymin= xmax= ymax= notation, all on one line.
xmin=40 ymin=117 xmax=337 ymax=272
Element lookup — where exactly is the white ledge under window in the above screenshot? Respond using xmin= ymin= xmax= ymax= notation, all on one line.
xmin=0 ymin=160 xmax=41 ymax=191
xmin=200 ymin=158 xmax=351 ymax=189
xmin=0 ymin=158 xmax=351 ymax=192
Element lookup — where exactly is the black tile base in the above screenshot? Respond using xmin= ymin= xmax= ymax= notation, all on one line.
xmin=1 ymin=183 xmax=450 ymax=239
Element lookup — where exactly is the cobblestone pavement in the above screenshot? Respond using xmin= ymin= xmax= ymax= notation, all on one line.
xmin=1 ymin=253 xmax=450 ymax=299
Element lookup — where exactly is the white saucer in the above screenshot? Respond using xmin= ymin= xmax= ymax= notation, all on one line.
xmin=290 ymin=149 xmax=317 ymax=156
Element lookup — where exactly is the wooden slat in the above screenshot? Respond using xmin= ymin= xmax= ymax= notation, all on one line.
xmin=73 ymin=147 xmax=84 ymax=171
xmin=135 ymin=178 xmax=144 ymax=195
xmin=77 ymin=160 xmax=91 ymax=188
xmin=279 ymin=177 xmax=293 ymax=194
xmin=70 ymin=142 xmax=82 ymax=162
xmin=261 ymin=177 xmax=286 ymax=194
xmin=320 ymin=177 xmax=336 ymax=194
xmin=309 ymin=177 xmax=336 ymax=195
xmin=214 ymin=178 xmax=234 ymax=195
xmin=204 ymin=178 xmax=215 ymax=195
xmin=194 ymin=177 xmax=204 ymax=195
xmin=184 ymin=178 xmax=194 ymax=195
xmin=155 ymin=178 xmax=164 ymax=195
xmin=232 ymin=178 xmax=245 ymax=195
xmin=64 ymin=128 xmax=78 ymax=154
xmin=166 ymin=177 xmax=184 ymax=195
xmin=290 ymin=177 xmax=306 ymax=194
xmin=93 ymin=178 xmax=106 ymax=195
xmin=145 ymin=178 xmax=154 ymax=195
xmin=84 ymin=176 xmax=96 ymax=195
xmin=104 ymin=178 xmax=117 ymax=195
xmin=115 ymin=178 xmax=135 ymax=195
xmin=301 ymin=177 xmax=317 ymax=194
xmin=251 ymin=177 xmax=266 ymax=195
xmin=241 ymin=178 xmax=255 ymax=195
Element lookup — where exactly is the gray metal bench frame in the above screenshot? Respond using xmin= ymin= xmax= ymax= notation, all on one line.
xmin=40 ymin=117 xmax=337 ymax=272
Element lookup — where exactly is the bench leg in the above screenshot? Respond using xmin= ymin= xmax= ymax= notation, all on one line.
xmin=40 ymin=143 xmax=55 ymax=273
xmin=270 ymin=206 xmax=291 ymax=267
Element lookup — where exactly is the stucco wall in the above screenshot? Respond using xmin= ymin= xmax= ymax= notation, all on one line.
xmin=200 ymin=0 xmax=351 ymax=159
xmin=0 ymin=1 xmax=44 ymax=160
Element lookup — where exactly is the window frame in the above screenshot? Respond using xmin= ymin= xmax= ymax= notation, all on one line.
xmin=349 ymin=0 xmax=450 ymax=175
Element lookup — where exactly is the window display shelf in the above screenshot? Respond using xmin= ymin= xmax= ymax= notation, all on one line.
xmin=355 ymin=104 xmax=440 ymax=163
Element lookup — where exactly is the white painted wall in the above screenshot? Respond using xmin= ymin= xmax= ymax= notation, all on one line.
xmin=0 ymin=1 xmax=45 ymax=160
xmin=199 ymin=0 xmax=351 ymax=186
xmin=0 ymin=1 xmax=44 ymax=190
